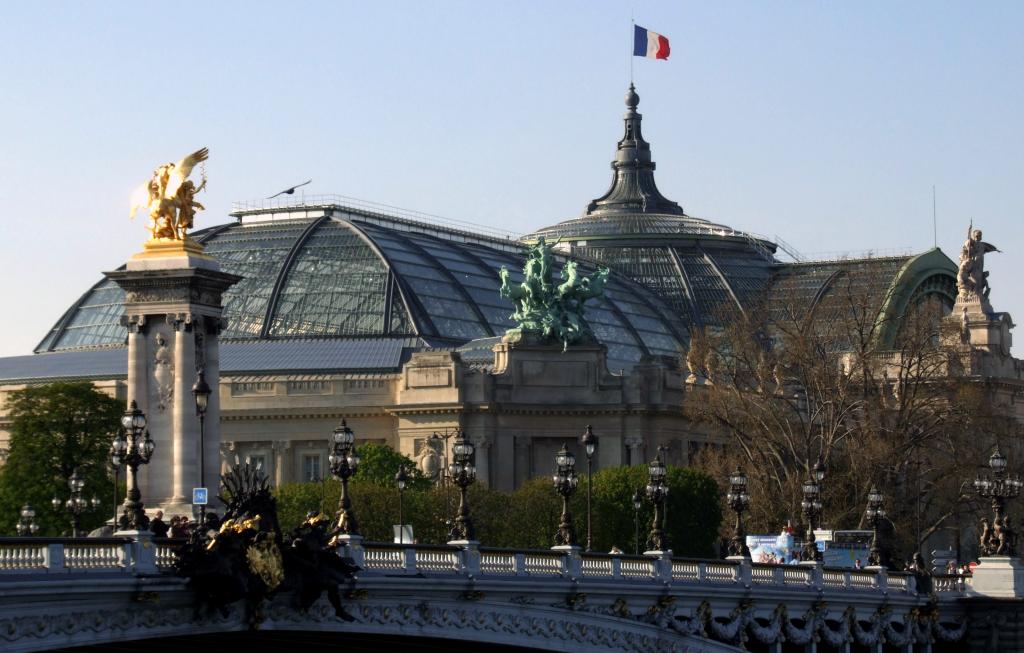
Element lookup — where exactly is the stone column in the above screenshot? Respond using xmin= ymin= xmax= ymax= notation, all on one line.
xmin=471 ymin=435 xmax=490 ymax=487
xmin=514 ymin=436 xmax=532 ymax=487
xmin=273 ymin=440 xmax=291 ymax=487
xmin=170 ymin=314 xmax=195 ymax=506
xmin=123 ymin=316 xmax=148 ymax=506
xmin=624 ymin=435 xmax=644 ymax=467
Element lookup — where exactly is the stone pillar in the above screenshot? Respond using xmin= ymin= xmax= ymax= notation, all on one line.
xmin=624 ymin=435 xmax=644 ymax=466
xmin=514 ymin=436 xmax=532 ymax=487
xmin=471 ymin=434 xmax=490 ymax=487
xmin=170 ymin=313 xmax=195 ymax=507
xmin=106 ymin=241 xmax=240 ymax=519
xmin=203 ymin=320 xmax=223 ymax=493
xmin=273 ymin=440 xmax=291 ymax=487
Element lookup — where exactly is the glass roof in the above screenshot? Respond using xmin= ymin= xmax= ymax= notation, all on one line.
xmin=35 ymin=214 xmax=690 ymax=371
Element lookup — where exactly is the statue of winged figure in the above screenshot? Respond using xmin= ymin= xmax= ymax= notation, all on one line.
xmin=130 ymin=147 xmax=208 ymax=241
xmin=957 ymin=222 xmax=1000 ymax=300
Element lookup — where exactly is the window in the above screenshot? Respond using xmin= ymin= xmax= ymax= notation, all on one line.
xmin=247 ymin=454 xmax=266 ymax=472
xmin=303 ymin=454 xmax=322 ymax=482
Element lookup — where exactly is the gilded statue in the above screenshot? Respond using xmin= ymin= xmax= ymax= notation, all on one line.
xmin=130 ymin=147 xmax=209 ymax=241
xmin=957 ymin=222 xmax=1000 ymax=300
xmin=499 ymin=237 xmax=610 ymax=349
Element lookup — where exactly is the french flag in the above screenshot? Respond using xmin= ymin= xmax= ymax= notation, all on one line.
xmin=633 ymin=25 xmax=670 ymax=60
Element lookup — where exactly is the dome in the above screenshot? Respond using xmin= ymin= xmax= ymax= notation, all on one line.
xmin=524 ymin=86 xmax=777 ymax=327
xmin=35 ymin=205 xmax=689 ymax=372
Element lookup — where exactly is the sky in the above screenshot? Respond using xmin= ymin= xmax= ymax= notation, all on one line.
xmin=1 ymin=1 xmax=1022 ymax=357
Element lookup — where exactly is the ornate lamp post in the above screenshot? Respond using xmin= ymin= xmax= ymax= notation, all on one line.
xmin=113 ymin=400 xmax=155 ymax=531
xmin=395 ymin=465 xmax=408 ymax=544
xmin=192 ymin=369 xmax=212 ymax=528
xmin=726 ymin=468 xmax=751 ymax=558
xmin=974 ymin=446 xmax=1022 ymax=556
xmin=813 ymin=458 xmax=827 ymax=526
xmin=109 ymin=440 xmax=121 ymax=528
xmin=645 ymin=448 xmax=669 ymax=552
xmin=52 ymin=469 xmax=100 ymax=537
xmin=329 ymin=419 xmax=360 ymax=535
xmin=632 ymin=489 xmax=643 ymax=555
xmin=580 ymin=425 xmax=598 ymax=551
xmin=865 ymin=485 xmax=890 ymax=568
xmin=448 ymin=433 xmax=477 ymax=542
xmin=799 ymin=477 xmax=823 ymax=562
xmin=16 ymin=505 xmax=38 ymax=536
xmin=552 ymin=444 xmax=579 ymax=547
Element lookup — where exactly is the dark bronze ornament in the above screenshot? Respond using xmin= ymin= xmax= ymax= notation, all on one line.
xmin=975 ymin=446 xmax=1021 ymax=556
xmin=552 ymin=444 xmax=579 ymax=547
xmin=448 ymin=433 xmax=477 ymax=541
xmin=645 ymin=447 xmax=669 ymax=552
xmin=726 ymin=469 xmax=751 ymax=558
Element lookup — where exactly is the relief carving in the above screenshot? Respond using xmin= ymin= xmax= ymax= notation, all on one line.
xmin=153 ymin=332 xmax=174 ymax=411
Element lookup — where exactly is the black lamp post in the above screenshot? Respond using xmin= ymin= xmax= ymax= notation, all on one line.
xmin=974 ymin=446 xmax=1022 ymax=556
xmin=53 ymin=469 xmax=100 ymax=537
xmin=865 ymin=485 xmax=890 ymax=568
xmin=113 ymin=400 xmax=154 ymax=531
xmin=431 ymin=428 xmax=459 ymax=531
xmin=813 ymin=457 xmax=827 ymax=526
xmin=799 ymin=477 xmax=823 ymax=562
xmin=645 ymin=448 xmax=669 ymax=552
xmin=726 ymin=468 xmax=751 ymax=558
xmin=329 ymin=419 xmax=360 ymax=535
xmin=632 ymin=489 xmax=643 ymax=555
xmin=395 ymin=465 xmax=408 ymax=544
xmin=448 ymin=433 xmax=477 ymax=541
xmin=16 ymin=505 xmax=38 ymax=536
xmin=552 ymin=444 xmax=579 ymax=547
xmin=580 ymin=425 xmax=598 ymax=551
xmin=192 ymin=369 xmax=212 ymax=528
xmin=109 ymin=441 xmax=121 ymax=529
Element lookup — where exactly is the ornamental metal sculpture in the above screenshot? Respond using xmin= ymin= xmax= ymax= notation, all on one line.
xmin=799 ymin=477 xmax=823 ymax=562
xmin=51 ymin=469 xmax=100 ymax=537
xmin=448 ymin=433 xmax=477 ymax=541
xmin=974 ymin=446 xmax=1021 ymax=557
xmin=726 ymin=469 xmax=751 ymax=558
xmin=499 ymin=237 xmax=610 ymax=349
xmin=645 ymin=448 xmax=669 ymax=552
xmin=864 ymin=486 xmax=890 ymax=568
xmin=329 ymin=419 xmax=360 ymax=536
xmin=112 ymin=401 xmax=154 ymax=531
xmin=130 ymin=147 xmax=208 ymax=241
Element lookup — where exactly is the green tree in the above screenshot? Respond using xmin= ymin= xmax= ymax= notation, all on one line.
xmin=0 ymin=382 xmax=122 ymax=536
xmin=353 ymin=442 xmax=431 ymax=489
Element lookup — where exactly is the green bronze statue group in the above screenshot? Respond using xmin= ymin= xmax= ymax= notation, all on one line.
xmin=499 ymin=237 xmax=610 ymax=350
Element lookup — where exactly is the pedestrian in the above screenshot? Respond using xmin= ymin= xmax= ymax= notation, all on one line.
xmin=149 ymin=510 xmax=169 ymax=538
xmin=854 ymin=558 xmax=862 ymax=570
xmin=169 ymin=515 xmax=186 ymax=539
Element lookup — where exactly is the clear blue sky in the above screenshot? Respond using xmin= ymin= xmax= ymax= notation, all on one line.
xmin=1 ymin=1 xmax=1021 ymax=357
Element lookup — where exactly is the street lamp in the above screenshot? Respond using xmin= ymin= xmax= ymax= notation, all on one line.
xmin=395 ymin=465 xmax=408 ymax=544
xmin=114 ymin=400 xmax=155 ymax=531
xmin=865 ymin=485 xmax=889 ymax=568
xmin=799 ymin=477 xmax=823 ymax=562
xmin=16 ymin=505 xmax=38 ymax=536
xmin=632 ymin=489 xmax=643 ymax=555
xmin=552 ymin=444 xmax=579 ymax=547
xmin=109 ymin=437 xmax=122 ymax=529
xmin=52 ymin=469 xmax=100 ymax=537
xmin=580 ymin=425 xmax=598 ymax=551
xmin=448 ymin=432 xmax=477 ymax=541
xmin=431 ymin=428 xmax=459 ymax=531
xmin=813 ymin=457 xmax=827 ymax=526
xmin=973 ymin=445 xmax=1022 ymax=556
xmin=726 ymin=468 xmax=751 ymax=558
xmin=329 ymin=419 xmax=360 ymax=535
xmin=645 ymin=447 xmax=669 ymax=552
xmin=192 ymin=369 xmax=212 ymax=528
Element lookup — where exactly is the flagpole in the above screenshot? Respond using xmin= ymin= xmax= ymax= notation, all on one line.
xmin=630 ymin=16 xmax=635 ymax=84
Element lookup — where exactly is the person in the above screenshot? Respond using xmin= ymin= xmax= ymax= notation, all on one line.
xmin=854 ymin=558 xmax=862 ymax=570
xmin=150 ymin=510 xmax=169 ymax=538
xmin=609 ymin=546 xmax=623 ymax=554
xmin=169 ymin=515 xmax=187 ymax=539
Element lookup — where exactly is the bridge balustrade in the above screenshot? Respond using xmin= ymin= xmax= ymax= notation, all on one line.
xmin=0 ymin=536 xmax=967 ymax=601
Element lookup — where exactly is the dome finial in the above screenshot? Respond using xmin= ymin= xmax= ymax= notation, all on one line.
xmin=625 ymin=84 xmax=639 ymax=110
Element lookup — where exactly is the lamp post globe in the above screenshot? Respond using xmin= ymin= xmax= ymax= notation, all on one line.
xmin=448 ymin=432 xmax=477 ymax=542
xmin=580 ymin=425 xmax=598 ymax=551
xmin=644 ymin=447 xmax=669 ymax=553
xmin=865 ymin=485 xmax=890 ymax=568
xmin=192 ymin=369 xmax=212 ymax=528
xmin=973 ymin=445 xmax=1021 ymax=556
xmin=116 ymin=400 xmax=154 ymax=531
xmin=726 ymin=468 xmax=751 ymax=558
xmin=552 ymin=444 xmax=579 ymax=547
xmin=395 ymin=465 xmax=408 ymax=544
xmin=329 ymin=419 xmax=360 ymax=536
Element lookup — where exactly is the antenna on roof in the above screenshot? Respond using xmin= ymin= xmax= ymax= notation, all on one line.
xmin=932 ymin=185 xmax=937 ymax=248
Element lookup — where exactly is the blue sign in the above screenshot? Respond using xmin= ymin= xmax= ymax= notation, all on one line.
xmin=192 ymin=487 xmax=208 ymax=506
